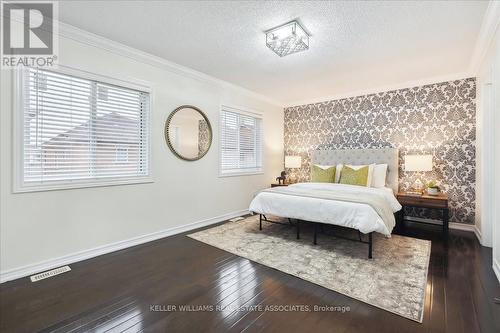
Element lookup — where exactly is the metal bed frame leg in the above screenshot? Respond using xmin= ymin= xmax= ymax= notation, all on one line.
xmin=314 ymin=223 xmax=318 ymax=245
xmin=258 ymin=214 xmax=374 ymax=258
xmin=368 ymin=232 xmax=373 ymax=259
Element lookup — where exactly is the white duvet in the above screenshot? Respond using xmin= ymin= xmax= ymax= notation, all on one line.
xmin=249 ymin=182 xmax=402 ymax=236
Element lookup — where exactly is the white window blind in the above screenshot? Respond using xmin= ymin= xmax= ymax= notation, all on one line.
xmin=17 ymin=67 xmax=151 ymax=191
xmin=220 ymin=108 xmax=263 ymax=175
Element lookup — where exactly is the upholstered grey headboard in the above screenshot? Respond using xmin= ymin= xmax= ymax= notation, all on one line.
xmin=311 ymin=148 xmax=399 ymax=193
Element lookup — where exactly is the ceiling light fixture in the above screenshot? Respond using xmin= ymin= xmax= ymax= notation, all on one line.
xmin=265 ymin=20 xmax=309 ymax=57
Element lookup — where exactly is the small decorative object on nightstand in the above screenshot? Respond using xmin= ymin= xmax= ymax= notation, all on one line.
xmin=275 ymin=171 xmax=286 ymax=185
xmin=396 ymin=192 xmax=449 ymax=237
xmin=271 ymin=183 xmax=289 ymax=188
xmin=425 ymin=180 xmax=441 ymax=195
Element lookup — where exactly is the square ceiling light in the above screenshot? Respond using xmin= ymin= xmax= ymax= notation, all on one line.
xmin=265 ymin=20 xmax=309 ymax=57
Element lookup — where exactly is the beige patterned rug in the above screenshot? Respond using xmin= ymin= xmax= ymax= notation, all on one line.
xmin=188 ymin=215 xmax=431 ymax=322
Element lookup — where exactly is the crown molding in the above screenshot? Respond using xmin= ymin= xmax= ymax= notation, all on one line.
xmin=284 ymin=72 xmax=473 ymax=108
xmin=469 ymin=0 xmax=500 ymax=74
xmin=57 ymin=22 xmax=284 ymax=107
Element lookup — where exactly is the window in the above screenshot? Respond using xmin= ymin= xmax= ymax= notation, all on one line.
xmin=15 ymin=67 xmax=151 ymax=192
xmin=220 ymin=106 xmax=263 ymax=176
xmin=115 ymin=146 xmax=129 ymax=163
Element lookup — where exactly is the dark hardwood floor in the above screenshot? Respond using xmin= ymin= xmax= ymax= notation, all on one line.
xmin=1 ymin=219 xmax=499 ymax=333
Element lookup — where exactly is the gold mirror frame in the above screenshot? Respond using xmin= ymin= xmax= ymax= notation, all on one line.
xmin=164 ymin=105 xmax=213 ymax=161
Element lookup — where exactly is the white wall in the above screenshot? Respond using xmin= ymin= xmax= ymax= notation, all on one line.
xmin=0 ymin=28 xmax=284 ymax=279
xmin=476 ymin=19 xmax=500 ymax=281
xmin=492 ymin=27 xmax=500 ymax=282
xmin=476 ymin=39 xmax=494 ymax=247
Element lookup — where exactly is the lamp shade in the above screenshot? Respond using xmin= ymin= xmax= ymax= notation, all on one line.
xmin=404 ymin=155 xmax=433 ymax=172
xmin=285 ymin=156 xmax=302 ymax=168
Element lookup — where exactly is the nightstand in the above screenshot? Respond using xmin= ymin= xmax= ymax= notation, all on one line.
xmin=271 ymin=183 xmax=289 ymax=187
xmin=396 ymin=192 xmax=449 ymax=236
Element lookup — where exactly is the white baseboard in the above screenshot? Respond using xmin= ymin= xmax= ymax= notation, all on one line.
xmin=493 ymin=258 xmax=500 ymax=284
xmin=0 ymin=209 xmax=248 ymax=284
xmin=404 ymin=216 xmax=482 ymax=243
xmin=473 ymin=225 xmax=485 ymax=246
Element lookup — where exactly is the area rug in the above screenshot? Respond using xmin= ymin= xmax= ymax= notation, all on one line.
xmin=188 ymin=215 xmax=431 ymax=322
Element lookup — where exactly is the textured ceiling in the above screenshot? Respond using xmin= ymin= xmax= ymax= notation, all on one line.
xmin=59 ymin=1 xmax=488 ymax=105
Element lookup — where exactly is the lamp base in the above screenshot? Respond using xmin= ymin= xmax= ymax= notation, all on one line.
xmin=411 ymin=179 xmax=424 ymax=193
xmin=288 ymin=171 xmax=298 ymax=184
xmin=405 ymin=190 xmax=423 ymax=196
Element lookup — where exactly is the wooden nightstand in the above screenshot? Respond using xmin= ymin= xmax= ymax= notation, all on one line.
xmin=271 ymin=183 xmax=289 ymax=187
xmin=396 ymin=192 xmax=449 ymax=236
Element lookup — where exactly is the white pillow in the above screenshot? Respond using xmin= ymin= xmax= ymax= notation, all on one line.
xmin=372 ymin=164 xmax=388 ymax=188
xmin=335 ymin=164 xmax=343 ymax=182
xmin=343 ymin=164 xmax=375 ymax=187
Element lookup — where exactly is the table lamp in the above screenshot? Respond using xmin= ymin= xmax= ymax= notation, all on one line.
xmin=404 ymin=154 xmax=432 ymax=194
xmin=285 ymin=156 xmax=302 ymax=183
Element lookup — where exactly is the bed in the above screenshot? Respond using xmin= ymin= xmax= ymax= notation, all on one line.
xmin=249 ymin=148 xmax=402 ymax=258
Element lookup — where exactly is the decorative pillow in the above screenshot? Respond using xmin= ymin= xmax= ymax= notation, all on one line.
xmin=343 ymin=164 xmax=375 ymax=186
xmin=339 ymin=165 xmax=370 ymax=186
xmin=316 ymin=164 xmax=343 ymax=182
xmin=311 ymin=165 xmax=336 ymax=183
xmin=372 ymin=164 xmax=388 ymax=188
xmin=314 ymin=164 xmax=333 ymax=170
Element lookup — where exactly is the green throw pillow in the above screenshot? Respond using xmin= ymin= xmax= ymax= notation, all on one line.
xmin=339 ymin=165 xmax=369 ymax=186
xmin=311 ymin=165 xmax=336 ymax=183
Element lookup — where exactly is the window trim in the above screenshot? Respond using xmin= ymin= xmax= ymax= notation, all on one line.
xmin=12 ymin=65 xmax=154 ymax=193
xmin=218 ymin=105 xmax=264 ymax=178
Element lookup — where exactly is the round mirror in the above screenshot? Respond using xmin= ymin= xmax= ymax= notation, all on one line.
xmin=164 ymin=105 xmax=212 ymax=161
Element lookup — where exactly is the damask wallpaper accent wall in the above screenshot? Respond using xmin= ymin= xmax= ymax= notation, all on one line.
xmin=284 ymin=78 xmax=476 ymax=224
